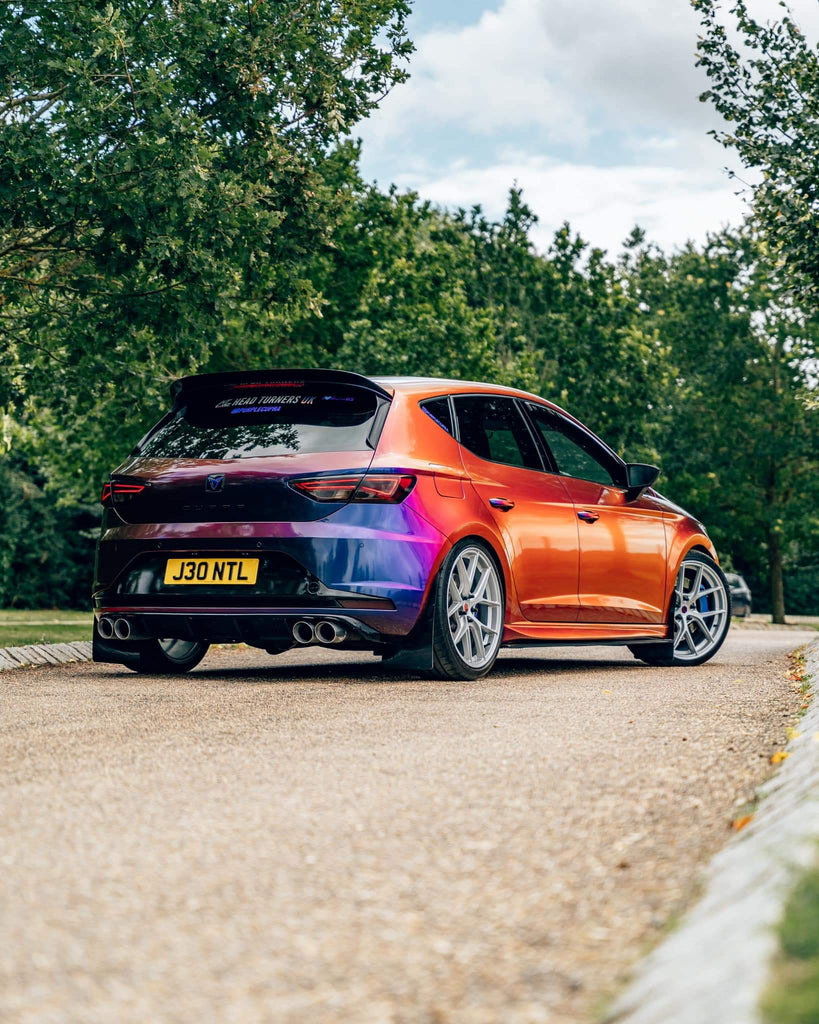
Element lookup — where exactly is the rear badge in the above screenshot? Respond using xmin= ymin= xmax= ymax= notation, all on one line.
xmin=206 ymin=474 xmax=225 ymax=493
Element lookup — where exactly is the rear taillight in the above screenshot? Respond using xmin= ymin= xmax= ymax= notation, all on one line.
xmin=354 ymin=475 xmax=415 ymax=502
xmin=101 ymin=482 xmax=145 ymax=505
xmin=291 ymin=474 xmax=415 ymax=504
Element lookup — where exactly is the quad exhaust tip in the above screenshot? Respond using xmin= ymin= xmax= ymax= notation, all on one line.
xmin=292 ymin=620 xmax=348 ymax=646
xmin=98 ymin=616 xmax=131 ymax=640
xmin=292 ymin=620 xmax=315 ymax=644
xmin=113 ymin=618 xmax=131 ymax=641
xmin=315 ymin=620 xmax=347 ymax=645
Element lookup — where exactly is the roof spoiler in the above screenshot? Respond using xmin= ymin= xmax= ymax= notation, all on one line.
xmin=170 ymin=368 xmax=393 ymax=402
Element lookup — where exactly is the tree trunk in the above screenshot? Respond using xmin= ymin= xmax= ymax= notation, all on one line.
xmin=768 ymin=528 xmax=786 ymax=624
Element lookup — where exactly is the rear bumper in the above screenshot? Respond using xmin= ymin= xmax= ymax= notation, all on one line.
xmin=91 ymin=612 xmax=387 ymax=666
xmin=93 ymin=504 xmax=448 ymax=639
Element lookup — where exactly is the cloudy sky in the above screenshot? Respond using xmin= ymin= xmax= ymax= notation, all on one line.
xmin=355 ymin=0 xmax=819 ymax=254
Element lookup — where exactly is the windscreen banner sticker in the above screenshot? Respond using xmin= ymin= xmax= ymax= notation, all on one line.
xmin=214 ymin=394 xmax=357 ymax=413
xmin=215 ymin=395 xmax=315 ymax=409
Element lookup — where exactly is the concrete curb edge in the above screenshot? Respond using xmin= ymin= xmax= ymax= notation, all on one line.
xmin=0 ymin=641 xmax=93 ymax=672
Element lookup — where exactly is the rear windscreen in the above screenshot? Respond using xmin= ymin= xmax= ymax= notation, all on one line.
xmin=136 ymin=384 xmax=382 ymax=460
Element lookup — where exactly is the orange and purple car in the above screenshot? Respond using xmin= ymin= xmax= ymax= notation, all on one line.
xmin=93 ymin=369 xmax=731 ymax=679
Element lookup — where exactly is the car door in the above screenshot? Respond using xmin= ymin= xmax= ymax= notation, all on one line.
xmin=523 ymin=402 xmax=667 ymax=625
xmin=452 ymin=394 xmax=580 ymax=622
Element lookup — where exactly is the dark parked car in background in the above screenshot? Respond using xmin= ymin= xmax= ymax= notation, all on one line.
xmin=725 ymin=573 xmax=752 ymax=617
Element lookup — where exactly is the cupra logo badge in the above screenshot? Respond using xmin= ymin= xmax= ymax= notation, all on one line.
xmin=206 ymin=474 xmax=225 ymax=493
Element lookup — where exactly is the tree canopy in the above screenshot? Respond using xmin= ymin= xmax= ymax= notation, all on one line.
xmin=0 ymin=0 xmax=412 ymax=452
xmin=693 ymin=0 xmax=819 ymax=297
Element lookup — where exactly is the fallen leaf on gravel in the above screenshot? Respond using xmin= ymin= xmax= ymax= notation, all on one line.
xmin=785 ymin=727 xmax=802 ymax=741
xmin=602 ymin=689 xmax=612 ymax=695
xmin=731 ymin=815 xmax=754 ymax=832
xmin=770 ymin=751 xmax=790 ymax=765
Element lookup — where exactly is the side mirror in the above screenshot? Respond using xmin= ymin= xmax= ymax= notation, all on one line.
xmin=625 ymin=463 xmax=660 ymax=502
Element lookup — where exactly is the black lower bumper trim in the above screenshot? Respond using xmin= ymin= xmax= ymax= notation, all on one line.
xmin=96 ymin=612 xmax=386 ymax=648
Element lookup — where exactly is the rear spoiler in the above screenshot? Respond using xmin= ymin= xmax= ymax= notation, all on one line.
xmin=170 ymin=368 xmax=393 ymax=403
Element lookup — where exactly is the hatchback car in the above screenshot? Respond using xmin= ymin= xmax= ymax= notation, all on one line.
xmin=93 ymin=369 xmax=731 ymax=679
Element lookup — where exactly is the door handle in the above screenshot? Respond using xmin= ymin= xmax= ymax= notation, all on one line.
xmin=489 ymin=497 xmax=515 ymax=511
xmin=577 ymin=510 xmax=599 ymax=523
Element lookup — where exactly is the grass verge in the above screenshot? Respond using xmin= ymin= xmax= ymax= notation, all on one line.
xmin=0 ymin=609 xmax=92 ymax=648
xmin=732 ymin=614 xmax=819 ymax=632
xmin=762 ymin=853 xmax=819 ymax=1024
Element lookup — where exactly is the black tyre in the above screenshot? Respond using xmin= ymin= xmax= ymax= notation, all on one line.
xmin=429 ymin=539 xmax=504 ymax=681
xmin=128 ymin=638 xmax=209 ymax=674
xmin=630 ymin=551 xmax=731 ymax=667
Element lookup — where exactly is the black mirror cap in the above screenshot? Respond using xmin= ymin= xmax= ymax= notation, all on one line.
xmin=625 ymin=463 xmax=660 ymax=502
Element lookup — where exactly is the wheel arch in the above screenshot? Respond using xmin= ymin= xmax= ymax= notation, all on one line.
xmin=663 ymin=532 xmax=720 ymax=620
xmin=437 ymin=525 xmax=516 ymax=621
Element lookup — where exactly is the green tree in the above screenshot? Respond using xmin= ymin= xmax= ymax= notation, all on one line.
xmin=282 ymin=158 xmax=506 ymax=380
xmin=627 ymin=227 xmax=819 ymax=622
xmin=455 ymin=198 xmax=670 ymax=460
xmin=693 ymin=0 xmax=819 ymax=297
xmin=0 ymin=0 xmax=412 ymax=497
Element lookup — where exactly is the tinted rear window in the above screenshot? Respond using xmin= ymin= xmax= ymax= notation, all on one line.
xmin=137 ymin=384 xmax=381 ymax=460
xmin=453 ymin=395 xmax=541 ymax=470
xmin=421 ymin=397 xmax=454 ymax=436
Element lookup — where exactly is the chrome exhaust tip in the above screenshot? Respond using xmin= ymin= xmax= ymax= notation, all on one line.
xmin=113 ymin=618 xmax=131 ymax=641
xmin=292 ymin=620 xmax=315 ymax=645
xmin=315 ymin=620 xmax=347 ymax=645
xmin=98 ymin=617 xmax=114 ymax=639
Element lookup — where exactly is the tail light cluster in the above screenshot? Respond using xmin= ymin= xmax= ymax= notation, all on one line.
xmin=101 ymin=482 xmax=145 ymax=505
xmin=291 ymin=474 xmax=415 ymax=504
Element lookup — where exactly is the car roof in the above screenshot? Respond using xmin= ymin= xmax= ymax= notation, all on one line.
xmin=373 ymin=375 xmax=551 ymax=404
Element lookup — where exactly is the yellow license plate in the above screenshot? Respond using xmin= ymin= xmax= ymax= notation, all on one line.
xmin=163 ymin=558 xmax=259 ymax=586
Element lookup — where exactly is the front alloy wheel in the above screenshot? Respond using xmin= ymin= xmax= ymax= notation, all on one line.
xmin=672 ymin=558 xmax=730 ymax=661
xmin=430 ymin=541 xmax=504 ymax=680
xmin=630 ymin=551 xmax=731 ymax=667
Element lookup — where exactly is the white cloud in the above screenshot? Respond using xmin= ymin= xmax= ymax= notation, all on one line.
xmin=356 ymin=0 xmax=818 ymax=250
xmin=393 ymin=156 xmax=750 ymax=254
xmin=362 ymin=0 xmax=720 ymax=151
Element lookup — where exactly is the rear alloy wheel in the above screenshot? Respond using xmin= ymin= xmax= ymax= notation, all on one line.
xmin=430 ymin=541 xmax=504 ymax=680
xmin=129 ymin=638 xmax=209 ymax=675
xmin=630 ymin=551 xmax=731 ymax=667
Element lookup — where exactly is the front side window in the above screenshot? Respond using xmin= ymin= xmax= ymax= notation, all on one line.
xmin=137 ymin=383 xmax=381 ymax=460
xmin=453 ymin=395 xmax=541 ymax=471
xmin=525 ymin=404 xmax=621 ymax=486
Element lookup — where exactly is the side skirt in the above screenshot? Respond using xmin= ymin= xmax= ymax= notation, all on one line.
xmin=502 ymin=621 xmax=669 ymax=645
xmin=502 ymin=637 xmax=672 ymax=649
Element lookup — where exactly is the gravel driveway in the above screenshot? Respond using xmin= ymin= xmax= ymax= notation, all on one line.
xmin=0 ymin=628 xmax=811 ymax=1023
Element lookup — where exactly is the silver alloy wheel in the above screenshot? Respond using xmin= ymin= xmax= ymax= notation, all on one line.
xmin=158 ymin=638 xmax=201 ymax=663
xmin=446 ymin=546 xmax=503 ymax=669
xmin=672 ymin=559 xmax=729 ymax=662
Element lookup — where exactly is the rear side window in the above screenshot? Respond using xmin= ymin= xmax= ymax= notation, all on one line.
xmin=137 ymin=383 xmax=381 ymax=460
xmin=421 ymin=397 xmax=454 ymax=436
xmin=453 ymin=395 xmax=541 ymax=471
